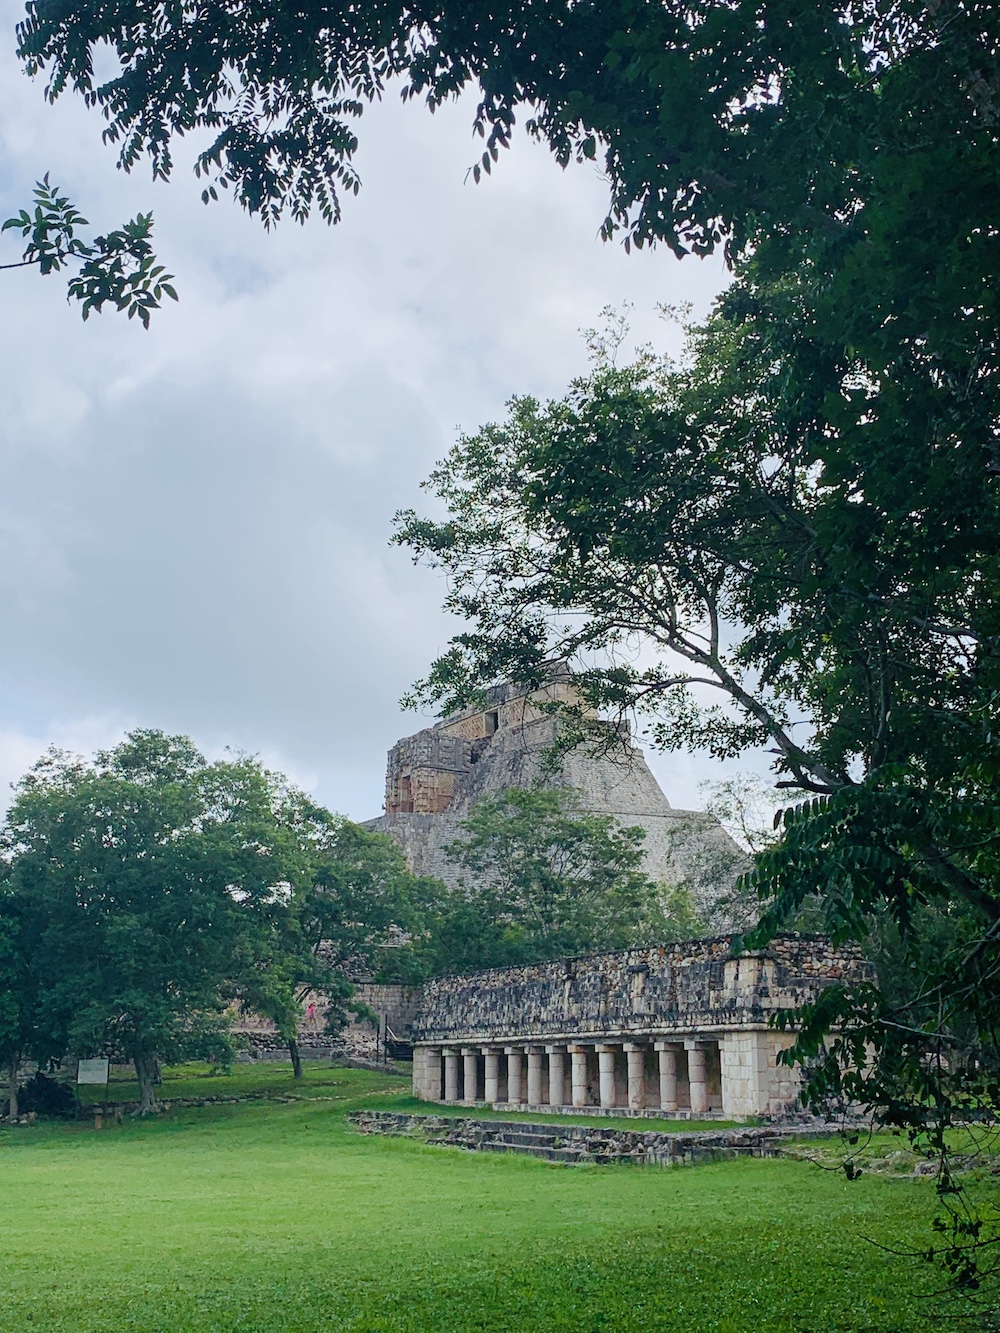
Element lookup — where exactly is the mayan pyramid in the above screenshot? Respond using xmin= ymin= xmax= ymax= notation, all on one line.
xmin=364 ymin=673 xmax=747 ymax=928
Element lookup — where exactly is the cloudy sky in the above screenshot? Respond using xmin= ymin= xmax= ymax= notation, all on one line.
xmin=0 ymin=3 xmax=752 ymax=820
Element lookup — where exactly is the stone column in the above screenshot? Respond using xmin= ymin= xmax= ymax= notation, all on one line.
xmin=719 ymin=1031 xmax=766 ymax=1119
xmin=685 ymin=1039 xmax=708 ymax=1115
xmin=443 ymin=1048 xmax=460 ymax=1103
xmin=624 ymin=1042 xmax=645 ymax=1111
xmin=526 ymin=1046 xmax=544 ymax=1106
xmin=569 ymin=1045 xmax=589 ymax=1108
xmin=483 ymin=1049 xmax=500 ymax=1105
xmin=546 ymin=1046 xmax=566 ymax=1108
xmin=654 ymin=1042 xmax=678 ymax=1113
xmin=462 ymin=1048 xmax=479 ymax=1104
xmin=505 ymin=1047 xmax=524 ymax=1104
xmin=595 ymin=1044 xmax=618 ymax=1109
xmin=411 ymin=1046 xmax=424 ymax=1099
xmin=422 ymin=1046 xmax=443 ymax=1101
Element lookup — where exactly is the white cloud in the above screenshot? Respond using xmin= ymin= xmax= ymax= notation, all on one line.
xmin=0 ymin=714 xmax=132 ymax=808
xmin=0 ymin=5 xmax=742 ymax=819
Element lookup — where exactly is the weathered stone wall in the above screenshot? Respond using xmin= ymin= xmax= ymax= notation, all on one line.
xmin=436 ymin=676 xmax=592 ymax=742
xmin=340 ymin=983 xmax=422 ymax=1057
xmin=352 ymin=983 xmax=422 ymax=1036
xmin=412 ymin=934 xmax=870 ymax=1045
xmin=366 ymin=675 xmax=749 ymax=925
xmin=349 ymin=1109 xmax=839 ymax=1164
xmin=230 ymin=982 xmax=421 ymax=1062
xmin=385 ymin=730 xmax=471 ymax=814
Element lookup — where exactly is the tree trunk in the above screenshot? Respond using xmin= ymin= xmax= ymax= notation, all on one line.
xmin=289 ymin=1037 xmax=303 ymax=1080
xmin=6 ymin=1059 xmax=18 ymax=1124
xmin=133 ymin=1050 xmax=160 ymax=1114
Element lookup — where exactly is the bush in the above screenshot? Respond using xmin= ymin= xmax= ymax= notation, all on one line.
xmin=19 ymin=1072 xmax=76 ymax=1119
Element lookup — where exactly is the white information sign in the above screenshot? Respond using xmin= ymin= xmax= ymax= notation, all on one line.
xmin=77 ymin=1058 xmax=110 ymax=1086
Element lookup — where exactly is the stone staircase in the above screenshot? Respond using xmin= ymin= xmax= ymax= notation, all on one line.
xmin=435 ymin=1123 xmax=591 ymax=1164
xmin=348 ymin=1110 xmax=831 ymax=1166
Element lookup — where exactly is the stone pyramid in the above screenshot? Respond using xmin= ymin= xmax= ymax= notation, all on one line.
xmin=364 ymin=674 xmax=747 ymax=928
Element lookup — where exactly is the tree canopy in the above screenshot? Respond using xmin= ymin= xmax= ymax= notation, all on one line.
xmin=396 ymin=286 xmax=996 ymax=806
xmin=420 ymin=785 xmax=698 ymax=974
xmin=0 ymin=732 xmax=316 ymax=1110
xmin=0 ymin=730 xmax=431 ymax=1106
xmin=240 ymin=811 xmax=437 ymax=1076
xmin=394 ymin=267 xmax=1000 ymax=1283
xmin=15 ymin=0 xmax=998 ymax=259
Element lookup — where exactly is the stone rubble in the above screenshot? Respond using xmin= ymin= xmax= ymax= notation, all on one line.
xmin=348 ymin=1109 xmax=842 ymax=1166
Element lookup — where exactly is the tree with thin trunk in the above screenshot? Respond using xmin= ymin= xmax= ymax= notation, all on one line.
xmin=237 ymin=812 xmax=430 ymax=1077
xmin=432 ymin=786 xmax=700 ymax=973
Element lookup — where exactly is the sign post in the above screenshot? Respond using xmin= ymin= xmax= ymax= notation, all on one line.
xmin=77 ymin=1058 xmax=110 ymax=1086
xmin=77 ymin=1058 xmax=110 ymax=1128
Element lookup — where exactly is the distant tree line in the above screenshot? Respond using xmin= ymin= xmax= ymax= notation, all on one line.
xmin=0 ymin=731 xmax=700 ymax=1121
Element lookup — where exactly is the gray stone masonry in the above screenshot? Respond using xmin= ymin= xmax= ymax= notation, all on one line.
xmin=364 ymin=673 xmax=747 ymax=927
xmin=229 ymin=982 xmax=420 ymax=1062
xmin=411 ymin=933 xmax=872 ymax=1119
xmin=348 ymin=1109 xmax=842 ymax=1166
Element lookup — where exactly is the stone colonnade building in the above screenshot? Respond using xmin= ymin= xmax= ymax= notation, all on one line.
xmin=412 ymin=935 xmax=871 ymax=1119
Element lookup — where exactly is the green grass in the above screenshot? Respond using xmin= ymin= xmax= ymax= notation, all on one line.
xmin=78 ymin=1061 xmax=739 ymax=1131
xmin=372 ymin=1092 xmax=740 ymax=1132
xmin=0 ymin=1065 xmax=974 ymax=1332
xmin=75 ymin=1059 xmax=403 ymax=1105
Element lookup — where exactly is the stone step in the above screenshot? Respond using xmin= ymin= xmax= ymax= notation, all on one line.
xmin=406 ymin=1124 xmax=639 ymax=1163
xmin=476 ymin=1141 xmax=589 ymax=1163
xmin=421 ymin=1124 xmax=587 ymax=1159
xmin=348 ymin=1110 xmax=842 ymax=1167
xmin=485 ymin=1130 xmax=573 ymax=1147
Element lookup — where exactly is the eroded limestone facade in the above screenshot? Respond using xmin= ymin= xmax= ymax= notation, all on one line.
xmin=365 ymin=674 xmax=746 ymax=924
xmin=411 ymin=935 xmax=870 ymax=1120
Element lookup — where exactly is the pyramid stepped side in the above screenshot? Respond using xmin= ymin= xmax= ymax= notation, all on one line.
xmin=363 ymin=678 xmax=748 ymax=926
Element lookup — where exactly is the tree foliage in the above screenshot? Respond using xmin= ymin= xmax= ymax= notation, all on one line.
xmin=393 ymin=264 xmax=1000 ymax=1287
xmin=15 ymin=0 xmax=998 ymax=267
xmin=2 ymin=176 xmax=177 ymax=324
xmin=0 ymin=731 xmax=429 ymax=1106
xmin=0 ymin=882 xmax=66 ymax=1122
xmin=395 ymin=288 xmax=996 ymax=798
xmin=416 ymin=786 xmax=698 ymax=974
xmin=1 ymin=732 xmax=299 ymax=1111
xmin=239 ymin=813 xmax=436 ymax=1076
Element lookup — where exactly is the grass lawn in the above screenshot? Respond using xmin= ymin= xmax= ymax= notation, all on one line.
xmin=0 ymin=1064 xmax=974 ymax=1333
xmin=77 ymin=1061 xmax=742 ymax=1132
xmin=74 ymin=1060 xmax=394 ymax=1105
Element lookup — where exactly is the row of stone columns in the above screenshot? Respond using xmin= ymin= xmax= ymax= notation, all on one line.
xmin=426 ymin=1039 xmax=715 ymax=1115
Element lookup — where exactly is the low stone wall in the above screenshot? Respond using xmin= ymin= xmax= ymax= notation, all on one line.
xmin=413 ymin=934 xmax=870 ymax=1045
xmin=236 ymin=1031 xmax=343 ymax=1062
xmin=230 ymin=982 xmax=421 ymax=1063
xmin=348 ymin=1110 xmax=837 ymax=1166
